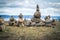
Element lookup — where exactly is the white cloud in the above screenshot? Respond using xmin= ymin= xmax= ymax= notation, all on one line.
xmin=49 ymin=2 xmax=60 ymax=5
xmin=6 ymin=0 xmax=35 ymax=7
xmin=0 ymin=7 xmax=60 ymax=16
xmin=0 ymin=0 xmax=60 ymax=16
xmin=0 ymin=8 xmax=35 ymax=15
xmin=40 ymin=8 xmax=60 ymax=16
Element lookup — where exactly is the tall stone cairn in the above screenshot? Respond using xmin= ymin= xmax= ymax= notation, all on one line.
xmin=31 ymin=4 xmax=41 ymax=22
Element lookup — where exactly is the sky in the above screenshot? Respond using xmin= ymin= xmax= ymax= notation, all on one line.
xmin=0 ymin=0 xmax=60 ymax=16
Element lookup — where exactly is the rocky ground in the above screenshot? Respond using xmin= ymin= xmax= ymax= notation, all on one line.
xmin=0 ymin=21 xmax=60 ymax=40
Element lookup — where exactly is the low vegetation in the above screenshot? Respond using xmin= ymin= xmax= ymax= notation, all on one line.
xmin=0 ymin=21 xmax=60 ymax=40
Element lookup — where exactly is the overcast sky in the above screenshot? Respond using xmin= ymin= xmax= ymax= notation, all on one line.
xmin=0 ymin=0 xmax=60 ymax=16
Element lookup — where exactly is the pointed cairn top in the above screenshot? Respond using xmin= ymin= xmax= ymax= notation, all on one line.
xmin=19 ymin=13 xmax=23 ymax=18
xmin=36 ymin=4 xmax=39 ymax=11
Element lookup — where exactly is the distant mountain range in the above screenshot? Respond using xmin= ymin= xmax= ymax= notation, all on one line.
xmin=0 ymin=15 xmax=60 ymax=21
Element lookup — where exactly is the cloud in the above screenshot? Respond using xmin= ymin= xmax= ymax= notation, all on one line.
xmin=40 ymin=8 xmax=60 ymax=16
xmin=48 ymin=2 xmax=60 ymax=8
xmin=0 ymin=0 xmax=35 ymax=8
xmin=44 ymin=0 xmax=60 ymax=3
xmin=0 ymin=7 xmax=35 ymax=15
xmin=0 ymin=7 xmax=60 ymax=16
xmin=0 ymin=0 xmax=60 ymax=16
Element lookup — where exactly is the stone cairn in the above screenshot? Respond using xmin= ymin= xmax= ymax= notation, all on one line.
xmin=30 ymin=5 xmax=56 ymax=26
xmin=0 ymin=16 xmax=4 ymax=31
xmin=9 ymin=16 xmax=16 ymax=26
xmin=17 ymin=13 xmax=24 ymax=27
xmin=32 ymin=5 xmax=41 ymax=22
xmin=44 ymin=15 xmax=56 ymax=27
xmin=7 ymin=4 xmax=56 ymax=27
xmin=31 ymin=4 xmax=45 ymax=26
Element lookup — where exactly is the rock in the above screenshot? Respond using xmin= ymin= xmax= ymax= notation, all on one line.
xmin=25 ymin=20 xmax=31 ymax=26
xmin=10 ymin=16 xmax=14 ymax=21
xmin=39 ymin=22 xmax=45 ymax=26
xmin=31 ymin=22 xmax=36 ymax=26
xmin=34 ymin=11 xmax=41 ymax=18
xmin=18 ymin=18 xmax=24 ymax=23
xmin=9 ymin=21 xmax=14 ymax=26
xmin=31 ymin=18 xmax=40 ymax=22
xmin=44 ymin=15 xmax=53 ymax=27
xmin=9 ymin=16 xmax=17 ymax=26
xmin=0 ymin=26 xmax=2 ymax=31
xmin=19 ymin=13 xmax=23 ymax=18
xmin=17 ymin=18 xmax=24 ymax=27
xmin=0 ymin=17 xmax=4 ymax=31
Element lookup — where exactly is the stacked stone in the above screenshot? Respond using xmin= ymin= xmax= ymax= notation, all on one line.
xmin=31 ymin=5 xmax=41 ymax=22
xmin=31 ymin=5 xmax=43 ymax=26
xmin=45 ymin=15 xmax=56 ymax=27
xmin=0 ymin=16 xmax=4 ymax=31
xmin=17 ymin=13 xmax=24 ymax=26
xmin=9 ymin=16 xmax=16 ymax=26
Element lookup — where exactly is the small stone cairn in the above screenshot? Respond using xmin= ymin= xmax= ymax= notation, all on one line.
xmin=0 ymin=16 xmax=4 ymax=31
xmin=17 ymin=13 xmax=24 ymax=27
xmin=9 ymin=16 xmax=16 ymax=26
